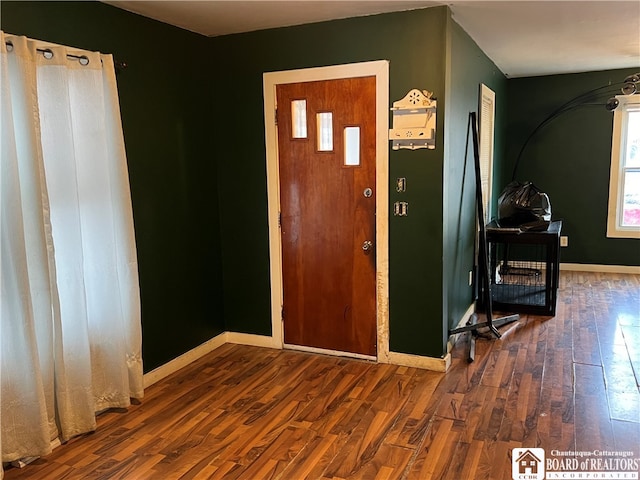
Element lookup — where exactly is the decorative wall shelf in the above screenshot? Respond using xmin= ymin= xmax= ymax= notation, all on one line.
xmin=389 ymin=89 xmax=437 ymax=150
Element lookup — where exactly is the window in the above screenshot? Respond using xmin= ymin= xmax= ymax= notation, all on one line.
xmin=316 ymin=112 xmax=333 ymax=151
xmin=291 ymin=100 xmax=307 ymax=138
xmin=344 ymin=126 xmax=360 ymax=166
xmin=607 ymin=95 xmax=640 ymax=238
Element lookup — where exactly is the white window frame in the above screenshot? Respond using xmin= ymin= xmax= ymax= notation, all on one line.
xmin=607 ymin=95 xmax=640 ymax=239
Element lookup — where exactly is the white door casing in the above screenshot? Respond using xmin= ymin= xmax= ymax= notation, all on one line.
xmin=263 ymin=61 xmax=390 ymax=361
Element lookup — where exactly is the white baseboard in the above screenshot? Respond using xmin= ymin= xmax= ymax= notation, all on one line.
xmin=225 ymin=331 xmax=281 ymax=349
xmin=144 ymin=325 xmax=458 ymax=387
xmin=385 ymin=351 xmax=451 ymax=372
xmin=560 ymin=263 xmax=640 ymax=274
xmin=143 ymin=333 xmax=227 ymax=388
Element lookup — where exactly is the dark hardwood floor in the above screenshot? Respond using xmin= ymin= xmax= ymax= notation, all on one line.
xmin=3 ymin=271 xmax=639 ymax=479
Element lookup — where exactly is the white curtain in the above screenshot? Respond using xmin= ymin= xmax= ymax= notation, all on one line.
xmin=0 ymin=33 xmax=143 ymax=476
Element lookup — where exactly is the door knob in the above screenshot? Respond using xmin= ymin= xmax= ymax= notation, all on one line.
xmin=362 ymin=240 xmax=373 ymax=252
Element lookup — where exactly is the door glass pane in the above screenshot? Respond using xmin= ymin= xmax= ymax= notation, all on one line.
xmin=291 ymin=100 xmax=307 ymax=138
xmin=622 ymin=170 xmax=640 ymax=226
xmin=317 ymin=112 xmax=333 ymax=151
xmin=344 ymin=127 xmax=360 ymax=166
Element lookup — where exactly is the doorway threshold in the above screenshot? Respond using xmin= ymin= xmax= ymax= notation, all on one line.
xmin=284 ymin=343 xmax=377 ymax=362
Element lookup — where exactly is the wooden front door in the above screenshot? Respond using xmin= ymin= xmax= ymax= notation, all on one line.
xmin=277 ymin=76 xmax=377 ymax=356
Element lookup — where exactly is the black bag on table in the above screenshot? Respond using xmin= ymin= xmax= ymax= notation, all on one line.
xmin=497 ymin=181 xmax=552 ymax=231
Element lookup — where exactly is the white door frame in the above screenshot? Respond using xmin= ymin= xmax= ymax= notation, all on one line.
xmin=263 ymin=60 xmax=390 ymax=361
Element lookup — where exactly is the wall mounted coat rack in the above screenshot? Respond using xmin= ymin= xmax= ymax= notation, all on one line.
xmin=389 ymin=89 xmax=437 ymax=150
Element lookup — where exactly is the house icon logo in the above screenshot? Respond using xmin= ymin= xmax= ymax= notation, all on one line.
xmin=512 ymin=448 xmax=545 ymax=480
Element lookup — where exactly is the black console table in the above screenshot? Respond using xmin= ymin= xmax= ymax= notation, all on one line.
xmin=484 ymin=220 xmax=562 ymax=316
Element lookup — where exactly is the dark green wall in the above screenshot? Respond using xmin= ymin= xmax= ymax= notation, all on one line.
xmin=7 ymin=1 xmax=632 ymax=372
xmin=504 ymin=69 xmax=640 ymax=266
xmin=209 ymin=8 xmax=449 ymax=357
xmin=443 ymin=17 xmax=508 ymax=342
xmin=2 ymin=2 xmax=455 ymax=363
xmin=1 ymin=1 xmax=226 ymax=371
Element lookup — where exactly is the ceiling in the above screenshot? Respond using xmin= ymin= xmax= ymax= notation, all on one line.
xmin=104 ymin=1 xmax=640 ymax=78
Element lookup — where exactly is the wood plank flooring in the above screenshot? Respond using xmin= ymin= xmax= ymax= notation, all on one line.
xmin=3 ymin=271 xmax=639 ymax=479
